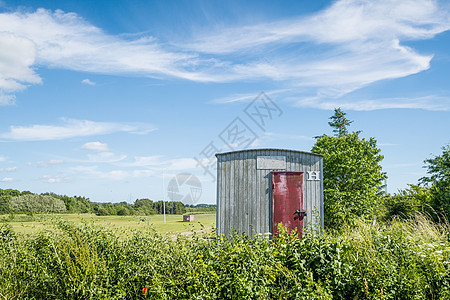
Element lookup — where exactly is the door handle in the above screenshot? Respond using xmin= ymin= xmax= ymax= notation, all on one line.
xmin=294 ymin=209 xmax=307 ymax=217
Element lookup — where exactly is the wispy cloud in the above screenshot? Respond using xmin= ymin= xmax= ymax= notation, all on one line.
xmin=264 ymin=132 xmax=314 ymax=141
xmin=0 ymin=118 xmax=156 ymax=141
xmin=71 ymin=165 xmax=154 ymax=181
xmin=1 ymin=177 xmax=13 ymax=182
xmin=39 ymin=175 xmax=71 ymax=183
xmin=186 ymin=0 xmax=449 ymax=100
xmin=0 ymin=0 xmax=448 ymax=107
xmin=36 ymin=159 xmax=64 ymax=168
xmin=294 ymin=95 xmax=450 ymax=111
xmin=0 ymin=8 xmax=196 ymax=102
xmin=123 ymin=155 xmax=198 ymax=171
xmin=81 ymin=141 xmax=109 ymax=152
xmin=211 ymin=89 xmax=290 ymax=104
xmin=81 ymin=78 xmax=95 ymax=85
xmin=86 ymin=152 xmax=127 ymax=163
xmin=0 ymin=31 xmax=41 ymax=105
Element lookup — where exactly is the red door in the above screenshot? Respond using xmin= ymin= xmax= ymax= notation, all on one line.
xmin=272 ymin=171 xmax=305 ymax=237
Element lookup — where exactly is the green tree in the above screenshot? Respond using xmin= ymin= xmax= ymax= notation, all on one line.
xmin=381 ymin=184 xmax=432 ymax=220
xmin=0 ymin=189 xmax=21 ymax=213
xmin=10 ymin=194 xmax=66 ymax=213
xmin=312 ymin=110 xmax=386 ymax=230
xmin=420 ymin=143 xmax=450 ymax=220
xmin=328 ymin=108 xmax=353 ymax=137
xmin=134 ymin=198 xmax=155 ymax=215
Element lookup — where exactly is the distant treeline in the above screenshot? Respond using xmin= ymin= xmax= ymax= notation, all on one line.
xmin=0 ymin=189 xmax=215 ymax=216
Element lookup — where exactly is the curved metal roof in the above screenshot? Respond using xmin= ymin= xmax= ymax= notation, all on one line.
xmin=215 ymin=148 xmax=323 ymax=157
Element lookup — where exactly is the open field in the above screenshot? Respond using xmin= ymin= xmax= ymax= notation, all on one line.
xmin=0 ymin=213 xmax=216 ymax=235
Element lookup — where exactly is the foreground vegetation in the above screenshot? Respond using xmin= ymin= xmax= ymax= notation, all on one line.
xmin=1 ymin=214 xmax=450 ymax=299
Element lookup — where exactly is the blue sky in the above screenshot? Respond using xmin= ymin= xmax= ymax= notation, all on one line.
xmin=0 ymin=0 xmax=449 ymax=204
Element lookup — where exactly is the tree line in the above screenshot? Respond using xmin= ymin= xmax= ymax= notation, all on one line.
xmin=313 ymin=108 xmax=450 ymax=230
xmin=0 ymin=190 xmax=214 ymax=216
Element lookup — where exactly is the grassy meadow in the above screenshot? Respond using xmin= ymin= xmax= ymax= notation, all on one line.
xmin=1 ymin=213 xmax=216 ymax=236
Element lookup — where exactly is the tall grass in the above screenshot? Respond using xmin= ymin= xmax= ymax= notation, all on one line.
xmin=1 ymin=214 xmax=449 ymax=299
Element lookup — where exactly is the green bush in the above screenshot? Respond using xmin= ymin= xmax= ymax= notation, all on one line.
xmin=381 ymin=184 xmax=432 ymax=220
xmin=9 ymin=194 xmax=66 ymax=213
xmin=1 ymin=215 xmax=449 ymax=299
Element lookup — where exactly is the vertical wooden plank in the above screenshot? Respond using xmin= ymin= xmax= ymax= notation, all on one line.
xmin=245 ymin=151 xmax=251 ymax=238
xmin=216 ymin=155 xmax=221 ymax=235
xmin=226 ymin=154 xmax=233 ymax=236
xmin=221 ymin=155 xmax=227 ymax=235
xmin=255 ymin=150 xmax=261 ymax=236
xmin=233 ymin=152 xmax=239 ymax=234
xmin=238 ymin=151 xmax=245 ymax=234
xmin=320 ymin=156 xmax=324 ymax=232
xmin=244 ymin=151 xmax=249 ymax=235
xmin=250 ymin=151 xmax=256 ymax=238
xmin=218 ymin=154 xmax=224 ymax=235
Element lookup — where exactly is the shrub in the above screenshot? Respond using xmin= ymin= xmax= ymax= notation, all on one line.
xmin=9 ymin=194 xmax=66 ymax=213
xmin=1 ymin=215 xmax=449 ymax=299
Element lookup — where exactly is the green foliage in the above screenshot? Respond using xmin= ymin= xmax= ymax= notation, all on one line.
xmin=421 ymin=143 xmax=450 ymax=221
xmin=0 ymin=189 xmax=21 ymax=214
xmin=328 ymin=107 xmax=353 ymax=137
xmin=1 ymin=216 xmax=449 ymax=299
xmin=92 ymin=199 xmax=187 ymax=216
xmin=133 ymin=198 xmax=155 ymax=215
xmin=9 ymin=194 xmax=66 ymax=213
xmin=185 ymin=204 xmax=217 ymax=213
xmin=312 ymin=132 xmax=386 ymax=230
xmin=381 ymin=185 xmax=432 ymax=220
xmin=46 ymin=194 xmax=93 ymax=213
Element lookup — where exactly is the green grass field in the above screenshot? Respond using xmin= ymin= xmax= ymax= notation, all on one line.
xmin=1 ymin=213 xmax=216 ymax=236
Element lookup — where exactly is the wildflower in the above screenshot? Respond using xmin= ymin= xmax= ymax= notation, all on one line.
xmin=142 ymin=287 xmax=148 ymax=294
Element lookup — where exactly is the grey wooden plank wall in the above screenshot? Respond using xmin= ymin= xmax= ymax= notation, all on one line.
xmin=216 ymin=149 xmax=323 ymax=237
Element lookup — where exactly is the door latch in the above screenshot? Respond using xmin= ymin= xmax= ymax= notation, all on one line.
xmin=294 ymin=209 xmax=307 ymax=217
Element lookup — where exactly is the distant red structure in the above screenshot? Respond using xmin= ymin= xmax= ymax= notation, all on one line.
xmin=183 ymin=215 xmax=194 ymax=222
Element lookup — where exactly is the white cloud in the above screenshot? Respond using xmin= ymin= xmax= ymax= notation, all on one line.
xmin=40 ymin=175 xmax=71 ymax=183
xmin=81 ymin=141 xmax=109 ymax=152
xmin=124 ymin=156 xmax=199 ymax=171
xmin=36 ymin=159 xmax=64 ymax=168
xmin=0 ymin=32 xmax=41 ymax=105
xmin=86 ymin=152 xmax=127 ymax=163
xmin=185 ymin=0 xmax=449 ymax=98
xmin=127 ymin=155 xmax=164 ymax=167
xmin=5 ymin=166 xmax=18 ymax=172
xmin=1 ymin=177 xmax=13 ymax=182
xmin=294 ymin=95 xmax=450 ymax=111
xmin=0 ymin=1 xmax=448 ymax=107
xmin=0 ymin=118 xmax=156 ymax=141
xmin=211 ymin=89 xmax=290 ymax=104
xmin=264 ymin=132 xmax=314 ymax=141
xmin=0 ymin=8 xmax=195 ymax=86
xmin=81 ymin=78 xmax=95 ymax=85
xmin=72 ymin=165 xmax=131 ymax=181
xmin=0 ymin=156 xmax=6 ymax=162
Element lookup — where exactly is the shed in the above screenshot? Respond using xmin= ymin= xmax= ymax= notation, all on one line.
xmin=183 ymin=214 xmax=195 ymax=222
xmin=216 ymin=149 xmax=323 ymax=238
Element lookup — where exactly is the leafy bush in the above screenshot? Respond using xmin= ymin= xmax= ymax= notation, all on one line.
xmin=1 ymin=215 xmax=449 ymax=299
xmin=381 ymin=184 xmax=432 ymax=220
xmin=9 ymin=194 xmax=66 ymax=213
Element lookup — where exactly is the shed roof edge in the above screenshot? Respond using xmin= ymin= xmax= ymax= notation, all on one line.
xmin=215 ymin=148 xmax=324 ymax=157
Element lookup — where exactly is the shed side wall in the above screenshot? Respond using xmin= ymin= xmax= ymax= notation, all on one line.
xmin=217 ymin=150 xmax=323 ymax=237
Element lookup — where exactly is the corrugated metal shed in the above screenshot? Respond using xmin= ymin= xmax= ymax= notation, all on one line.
xmin=216 ymin=148 xmax=323 ymax=238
